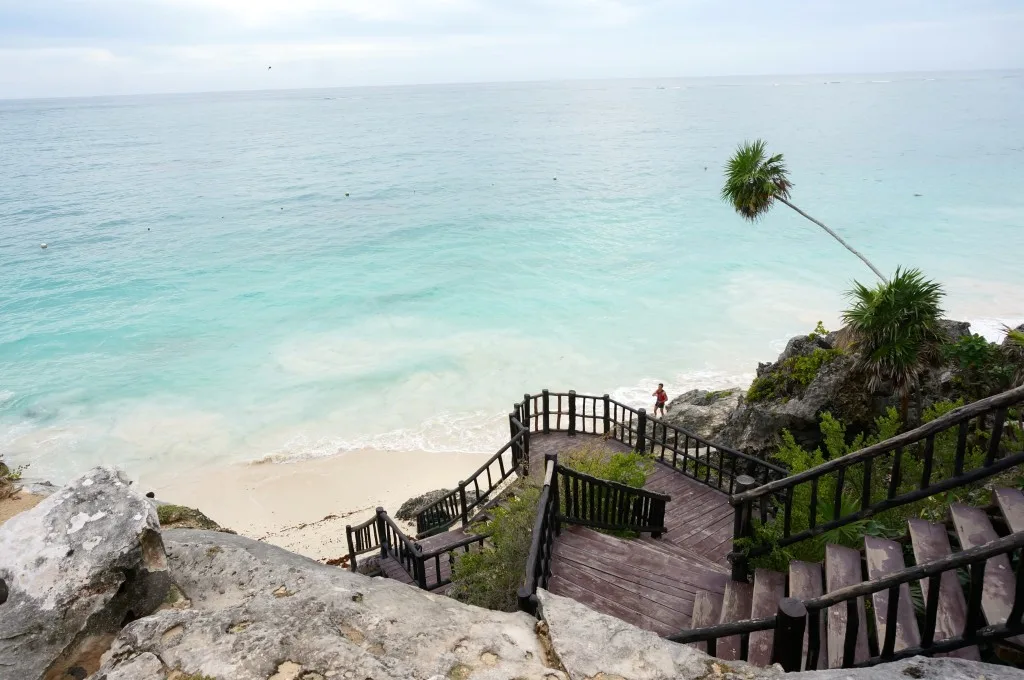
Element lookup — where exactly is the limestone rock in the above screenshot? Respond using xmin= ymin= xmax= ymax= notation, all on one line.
xmin=95 ymin=529 xmax=564 ymax=680
xmin=537 ymin=590 xmax=1024 ymax=680
xmin=663 ymin=389 xmax=742 ymax=442
xmin=0 ymin=466 xmax=170 ymax=680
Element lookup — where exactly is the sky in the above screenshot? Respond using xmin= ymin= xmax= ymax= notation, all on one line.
xmin=0 ymin=0 xmax=1022 ymax=98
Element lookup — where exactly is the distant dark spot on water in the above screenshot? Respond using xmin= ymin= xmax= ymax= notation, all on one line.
xmin=914 ymin=193 xmax=922 ymax=197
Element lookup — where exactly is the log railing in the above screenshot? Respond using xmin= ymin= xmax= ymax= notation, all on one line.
xmin=557 ymin=463 xmax=669 ymax=536
xmin=414 ymin=413 xmax=529 ymax=537
xmin=419 ymin=532 xmax=489 ymax=592
xmin=670 ymin=529 xmax=1024 ymax=670
xmin=518 ymin=456 xmax=559 ymax=615
xmin=730 ymin=385 xmax=1024 ymax=578
xmin=344 ymin=513 xmax=381 ymax=572
xmin=377 ymin=508 xmax=427 ymax=588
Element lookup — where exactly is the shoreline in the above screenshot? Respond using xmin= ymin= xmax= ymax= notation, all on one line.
xmin=142 ymin=447 xmax=493 ymax=562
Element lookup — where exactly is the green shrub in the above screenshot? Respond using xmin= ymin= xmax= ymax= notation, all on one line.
xmin=808 ymin=320 xmax=829 ymax=341
xmin=449 ymin=484 xmax=540 ymax=612
xmin=745 ymin=401 xmax=994 ymax=569
xmin=561 ymin=444 xmax=653 ymax=489
xmin=746 ymin=348 xmax=842 ymax=403
xmin=944 ymin=333 xmax=1021 ymax=399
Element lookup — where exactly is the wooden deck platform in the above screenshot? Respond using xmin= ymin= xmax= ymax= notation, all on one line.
xmin=528 ymin=431 xmax=735 ymax=635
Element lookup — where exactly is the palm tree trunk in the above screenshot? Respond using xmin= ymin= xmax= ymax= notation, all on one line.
xmin=776 ymin=197 xmax=886 ymax=282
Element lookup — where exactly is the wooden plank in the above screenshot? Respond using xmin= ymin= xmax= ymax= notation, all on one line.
xmin=994 ymin=486 xmax=1024 ymax=534
xmin=864 ymin=536 xmax=922 ymax=654
xmin=907 ymin=519 xmax=980 ymax=661
xmin=553 ymin=543 xmax=702 ymax=607
xmin=690 ymin=591 xmax=725 ymax=654
xmin=636 ymin=536 xmax=729 ymax=573
xmin=825 ymin=544 xmax=870 ymax=668
xmin=950 ymin=503 xmax=1023 ymax=645
xmin=748 ymin=569 xmax=786 ymax=667
xmin=547 ymin=575 xmax=673 ymax=635
xmin=789 ymin=560 xmax=827 ymax=669
xmin=379 ymin=557 xmax=415 ymax=584
xmin=717 ymin=580 xmax=754 ymax=661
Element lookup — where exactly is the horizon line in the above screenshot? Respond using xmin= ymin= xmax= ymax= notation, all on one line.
xmin=2 ymin=67 xmax=1020 ymax=104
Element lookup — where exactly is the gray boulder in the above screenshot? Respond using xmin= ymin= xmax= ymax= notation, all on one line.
xmin=95 ymin=529 xmax=564 ymax=680
xmin=663 ymin=389 xmax=742 ymax=442
xmin=537 ymin=589 xmax=1024 ymax=680
xmin=0 ymin=466 xmax=170 ymax=680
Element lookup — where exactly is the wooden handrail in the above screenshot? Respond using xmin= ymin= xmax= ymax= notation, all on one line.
xmin=733 ymin=383 xmax=1024 ymax=504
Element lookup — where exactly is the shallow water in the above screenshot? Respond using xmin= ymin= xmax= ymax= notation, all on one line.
xmin=1 ymin=72 xmax=1022 ymax=482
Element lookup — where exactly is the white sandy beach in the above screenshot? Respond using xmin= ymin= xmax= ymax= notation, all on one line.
xmin=144 ymin=448 xmax=493 ymax=562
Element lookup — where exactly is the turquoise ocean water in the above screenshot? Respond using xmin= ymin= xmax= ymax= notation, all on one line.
xmin=2 ymin=72 xmax=1022 ymax=483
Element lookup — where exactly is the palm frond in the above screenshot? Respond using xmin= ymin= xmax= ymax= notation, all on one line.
xmin=721 ymin=140 xmax=791 ymax=222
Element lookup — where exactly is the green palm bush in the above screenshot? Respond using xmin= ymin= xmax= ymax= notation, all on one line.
xmin=842 ymin=267 xmax=945 ymax=421
xmin=722 ymin=139 xmax=885 ymax=281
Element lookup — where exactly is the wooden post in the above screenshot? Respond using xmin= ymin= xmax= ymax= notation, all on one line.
xmin=375 ymin=507 xmax=387 ymax=559
xmin=635 ymin=409 xmax=647 ymax=453
xmin=730 ymin=475 xmax=756 ymax=582
xmin=568 ymin=390 xmax=577 ymax=437
xmin=459 ymin=483 xmax=469 ymax=528
xmin=546 ymin=453 xmax=560 ymax=536
xmin=345 ymin=525 xmax=358 ymax=573
xmin=509 ymin=412 xmax=520 ymax=467
xmin=771 ymin=597 xmax=807 ymax=672
xmin=542 ymin=389 xmax=551 ymax=434
xmin=602 ymin=394 xmax=611 ymax=434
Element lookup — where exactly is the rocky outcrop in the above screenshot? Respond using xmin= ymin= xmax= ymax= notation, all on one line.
xmin=98 ymin=529 xmax=561 ymax=680
xmin=663 ymin=389 xmax=741 ymax=442
xmin=3 ymin=469 xmax=1019 ymax=680
xmin=0 ymin=467 xmax=170 ymax=680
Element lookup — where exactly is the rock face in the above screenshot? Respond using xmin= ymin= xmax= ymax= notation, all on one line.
xmin=0 ymin=466 xmax=170 ymax=680
xmin=96 ymin=529 xmax=564 ymax=680
xmin=663 ymin=389 xmax=742 ymax=442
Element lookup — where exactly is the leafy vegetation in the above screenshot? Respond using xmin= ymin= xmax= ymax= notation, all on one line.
xmin=807 ymin=320 xmax=829 ymax=341
xmin=843 ymin=267 xmax=945 ymax=422
xmin=943 ymin=333 xmax=1020 ymax=400
xmin=561 ymin=444 xmax=653 ymax=489
xmin=746 ymin=348 xmax=843 ymax=403
xmin=0 ymin=456 xmax=26 ymax=502
xmin=721 ymin=139 xmax=885 ymax=281
xmin=744 ymin=401 xmax=999 ymax=570
xmin=449 ymin=483 xmax=540 ymax=612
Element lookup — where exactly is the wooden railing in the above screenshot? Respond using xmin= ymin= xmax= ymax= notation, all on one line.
xmin=420 ymin=532 xmax=489 ymax=592
xmin=518 ymin=456 xmax=559 ymax=615
xmin=557 ymin=463 xmax=669 ymax=536
xmin=730 ymin=385 xmax=1024 ymax=578
xmin=415 ymin=413 xmax=529 ymax=537
xmin=670 ymin=529 xmax=1024 ymax=670
xmin=525 ymin=390 xmax=787 ymax=492
xmin=344 ymin=513 xmax=381 ymax=572
xmin=378 ymin=508 xmax=427 ymax=587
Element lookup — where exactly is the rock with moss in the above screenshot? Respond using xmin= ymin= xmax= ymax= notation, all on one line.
xmin=156 ymin=504 xmax=233 ymax=533
xmin=395 ymin=488 xmax=479 ymax=522
xmin=663 ymin=389 xmax=741 ymax=442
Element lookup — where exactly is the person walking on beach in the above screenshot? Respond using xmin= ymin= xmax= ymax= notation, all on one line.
xmin=652 ymin=383 xmax=668 ymax=418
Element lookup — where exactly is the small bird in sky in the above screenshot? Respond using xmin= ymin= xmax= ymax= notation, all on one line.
xmin=267 ymin=66 xmax=272 ymax=70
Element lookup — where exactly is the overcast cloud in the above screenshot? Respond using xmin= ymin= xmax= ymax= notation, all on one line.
xmin=0 ymin=0 xmax=1021 ymax=98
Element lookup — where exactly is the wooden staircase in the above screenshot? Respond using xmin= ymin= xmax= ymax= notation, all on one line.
xmin=698 ymin=486 xmax=1024 ymax=669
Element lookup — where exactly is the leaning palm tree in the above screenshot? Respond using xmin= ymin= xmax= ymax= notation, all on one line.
xmin=722 ymin=140 xmax=886 ymax=282
xmin=842 ymin=267 xmax=945 ymax=423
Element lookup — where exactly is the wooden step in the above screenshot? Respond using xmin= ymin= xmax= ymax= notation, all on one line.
xmin=748 ymin=569 xmax=786 ymax=667
xmin=907 ymin=519 xmax=980 ymax=661
xmin=950 ymin=503 xmax=1023 ymax=644
xmin=994 ymin=487 xmax=1024 ymax=534
xmin=717 ymin=580 xmax=753 ymax=661
xmin=690 ymin=591 xmax=725 ymax=654
xmin=789 ymin=561 xmax=827 ymax=669
xmin=864 ymin=536 xmax=921 ymax=654
xmin=636 ymin=534 xmax=729 ymax=573
xmin=824 ymin=544 xmax=870 ymax=668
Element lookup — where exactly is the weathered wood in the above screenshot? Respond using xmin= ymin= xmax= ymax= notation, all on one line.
xmin=748 ymin=569 xmax=786 ymax=666
xmin=825 ymin=544 xmax=870 ymax=668
xmin=789 ymin=560 xmax=827 ymax=669
xmin=690 ymin=591 xmax=725 ymax=654
xmin=717 ymin=580 xmax=754 ymax=661
xmin=950 ymin=503 xmax=1023 ymax=645
xmin=865 ymin=536 xmax=921 ymax=656
xmin=907 ymin=519 xmax=980 ymax=661
xmin=771 ymin=597 xmax=808 ymax=672
xmin=995 ymin=486 xmax=1024 ymax=533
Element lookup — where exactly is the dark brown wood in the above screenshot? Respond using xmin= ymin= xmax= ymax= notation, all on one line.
xmin=690 ymin=591 xmax=725 ymax=653
xmin=987 ymin=407 xmax=1007 ymax=466
xmin=995 ymin=486 xmax=1024 ymax=533
xmin=888 ymin=447 xmax=903 ymax=499
xmin=771 ymin=597 xmax=808 ymax=672
xmin=920 ymin=434 xmax=935 ymax=489
xmin=733 ymin=384 xmax=1024 ymax=503
xmin=717 ymin=580 xmax=754 ymax=661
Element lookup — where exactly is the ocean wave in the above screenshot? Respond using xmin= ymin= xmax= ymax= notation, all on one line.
xmin=967 ymin=317 xmax=1024 ymax=343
